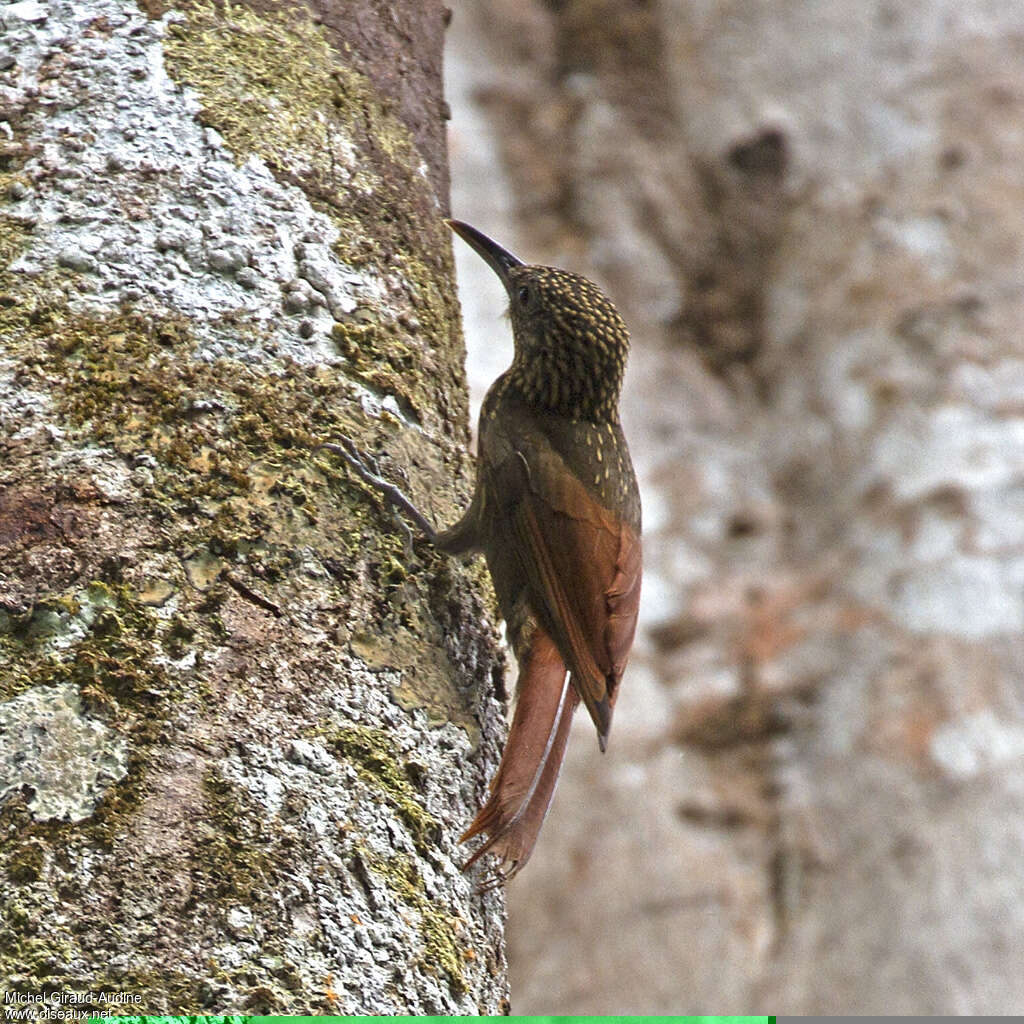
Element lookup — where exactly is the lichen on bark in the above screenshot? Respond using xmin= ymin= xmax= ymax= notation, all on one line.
xmin=158 ymin=0 xmax=468 ymax=435
xmin=1 ymin=0 xmax=506 ymax=1012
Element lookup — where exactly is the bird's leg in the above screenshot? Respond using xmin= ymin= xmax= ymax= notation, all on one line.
xmin=317 ymin=436 xmax=438 ymax=545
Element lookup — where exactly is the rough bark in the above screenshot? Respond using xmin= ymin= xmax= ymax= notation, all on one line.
xmin=1 ymin=0 xmax=508 ymax=1014
xmin=451 ymin=0 xmax=1024 ymax=1013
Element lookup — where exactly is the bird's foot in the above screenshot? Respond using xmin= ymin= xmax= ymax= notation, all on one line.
xmin=317 ymin=436 xmax=438 ymax=545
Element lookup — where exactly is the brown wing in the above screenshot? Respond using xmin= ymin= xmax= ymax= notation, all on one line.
xmin=497 ymin=441 xmax=642 ymax=748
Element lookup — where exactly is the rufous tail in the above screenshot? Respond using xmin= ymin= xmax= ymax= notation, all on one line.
xmin=460 ymin=627 xmax=578 ymax=887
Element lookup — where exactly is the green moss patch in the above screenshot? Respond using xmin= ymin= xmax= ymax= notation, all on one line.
xmin=328 ymin=726 xmax=441 ymax=856
xmin=0 ymin=215 xmax=30 ymax=271
xmin=363 ymin=850 xmax=469 ymax=994
xmin=163 ymin=2 xmax=416 ymax=192
xmin=161 ymin=0 xmax=467 ymax=436
xmin=0 ymin=581 xmax=166 ymax=706
xmin=195 ymin=768 xmax=279 ymax=903
xmin=2 ymin=292 xmax=422 ymax=592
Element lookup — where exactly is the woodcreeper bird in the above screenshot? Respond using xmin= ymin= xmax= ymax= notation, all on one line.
xmin=326 ymin=220 xmax=642 ymax=885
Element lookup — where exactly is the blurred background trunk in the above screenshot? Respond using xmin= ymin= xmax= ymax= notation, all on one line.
xmin=0 ymin=0 xmax=508 ymax=1013
xmin=447 ymin=0 xmax=1024 ymax=1013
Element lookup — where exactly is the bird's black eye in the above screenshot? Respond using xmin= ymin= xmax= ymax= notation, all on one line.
xmin=517 ymin=284 xmax=531 ymax=305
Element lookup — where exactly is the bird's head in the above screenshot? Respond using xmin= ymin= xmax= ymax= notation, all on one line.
xmin=448 ymin=219 xmax=630 ymax=422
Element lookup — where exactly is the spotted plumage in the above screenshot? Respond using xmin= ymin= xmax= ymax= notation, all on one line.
xmin=439 ymin=221 xmax=642 ymax=884
xmin=500 ymin=266 xmax=630 ymax=424
xmin=325 ymin=222 xmax=643 ymax=886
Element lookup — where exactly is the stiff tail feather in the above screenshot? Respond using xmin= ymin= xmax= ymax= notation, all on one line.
xmin=461 ymin=627 xmax=578 ymax=887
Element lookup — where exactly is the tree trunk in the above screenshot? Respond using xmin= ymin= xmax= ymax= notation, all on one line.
xmin=1 ymin=0 xmax=507 ymax=1013
xmin=452 ymin=0 xmax=1024 ymax=1013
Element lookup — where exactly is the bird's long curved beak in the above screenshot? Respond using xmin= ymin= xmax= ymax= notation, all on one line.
xmin=446 ymin=219 xmax=523 ymax=292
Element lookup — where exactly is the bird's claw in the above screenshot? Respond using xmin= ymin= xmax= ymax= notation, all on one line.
xmin=316 ymin=435 xmax=439 ymax=545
